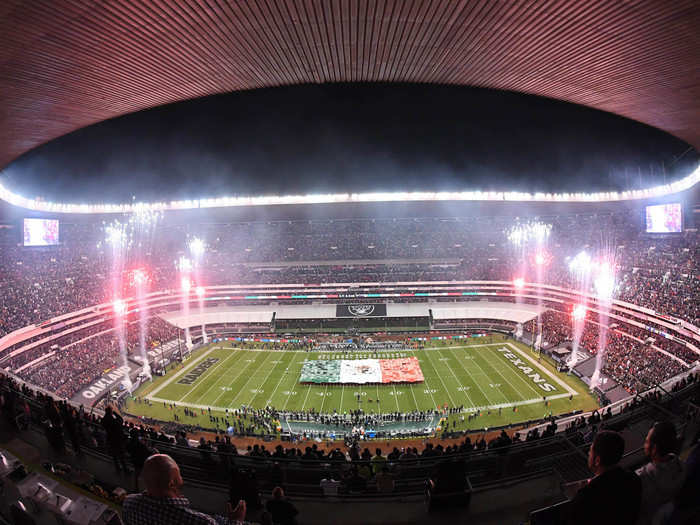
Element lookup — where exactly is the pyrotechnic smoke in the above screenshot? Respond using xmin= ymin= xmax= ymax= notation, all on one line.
xmin=589 ymin=251 xmax=617 ymax=391
xmin=102 ymin=210 xmax=162 ymax=389
xmin=177 ymin=257 xmax=194 ymax=348
xmin=567 ymin=251 xmax=593 ymax=369
xmin=189 ymin=237 xmax=208 ymax=344
xmin=507 ymin=221 xmax=552 ymax=347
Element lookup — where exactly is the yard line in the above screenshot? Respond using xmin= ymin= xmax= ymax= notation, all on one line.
xmin=319 ymin=384 xmax=329 ymax=412
xmin=266 ymin=352 xmax=296 ymax=407
xmin=408 ymin=383 xmax=421 ymax=410
xmin=436 ymin=348 xmax=476 ymax=408
xmin=300 ymin=384 xmax=313 ymax=411
xmin=227 ymin=350 xmax=276 ymax=408
xmin=422 ymin=346 xmax=458 ymax=408
xmin=391 ymin=383 xmax=400 ymax=411
xmin=447 ymin=348 xmax=500 ymax=406
xmin=185 ymin=348 xmax=244 ymax=403
xmin=209 ymin=351 xmax=262 ymax=406
xmin=340 ymin=383 xmax=345 ymax=411
xmin=414 ymin=359 xmax=439 ymax=409
xmin=247 ymin=352 xmax=289 ymax=408
xmin=282 ymin=352 xmax=308 ymax=410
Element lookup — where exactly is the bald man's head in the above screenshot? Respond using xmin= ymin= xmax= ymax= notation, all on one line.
xmin=142 ymin=454 xmax=183 ymax=498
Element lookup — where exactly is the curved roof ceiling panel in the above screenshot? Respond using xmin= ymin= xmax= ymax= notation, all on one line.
xmin=0 ymin=0 xmax=698 ymax=170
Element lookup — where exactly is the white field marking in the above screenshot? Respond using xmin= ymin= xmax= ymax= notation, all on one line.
xmin=408 ymin=383 xmax=421 ymax=410
xmin=228 ymin=350 xmax=276 ymax=408
xmin=247 ymin=350 xmax=290 ymax=408
xmin=422 ymin=345 xmax=459 ymax=408
xmin=436 ymin=348 xmax=479 ymax=407
xmin=184 ymin=348 xmax=245 ymax=404
xmin=392 ymin=384 xmax=400 ymax=411
xmin=452 ymin=347 xmax=505 ymax=405
xmin=505 ymin=342 xmax=577 ymax=396
xmin=418 ymin=367 xmax=440 ymax=409
xmin=300 ymin=384 xmax=313 ymax=411
xmin=479 ymin=347 xmax=543 ymax=400
xmin=146 ymin=346 xmax=220 ymax=400
xmin=209 ymin=351 xmax=263 ymax=407
xmin=148 ymin=390 xmax=575 ymax=415
xmin=282 ymin=352 xmax=308 ymax=410
xmin=340 ymin=383 xmax=345 ymax=410
xmin=319 ymin=384 xmax=329 ymax=413
xmin=266 ymin=352 xmax=297 ymax=406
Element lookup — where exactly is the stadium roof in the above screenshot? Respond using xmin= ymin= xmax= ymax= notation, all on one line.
xmin=0 ymin=0 xmax=698 ymax=214
xmin=2 ymin=1 xmax=699 ymax=169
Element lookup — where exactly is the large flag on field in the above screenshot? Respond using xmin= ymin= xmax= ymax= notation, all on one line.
xmin=340 ymin=359 xmax=382 ymax=383
xmin=379 ymin=357 xmax=425 ymax=383
xmin=298 ymin=359 xmax=341 ymax=383
xmin=299 ymin=357 xmax=424 ymax=384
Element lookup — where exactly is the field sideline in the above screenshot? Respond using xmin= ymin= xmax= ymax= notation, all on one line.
xmin=126 ymin=337 xmax=598 ymax=432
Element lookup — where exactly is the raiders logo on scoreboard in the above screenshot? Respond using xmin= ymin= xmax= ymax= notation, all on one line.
xmin=336 ymin=303 xmax=387 ymax=317
xmin=348 ymin=304 xmax=375 ymax=316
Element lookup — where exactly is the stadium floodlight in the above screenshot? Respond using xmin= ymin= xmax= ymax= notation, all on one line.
xmin=196 ymin=285 xmax=205 ymax=297
xmin=188 ymin=237 xmax=206 ymax=258
xmin=113 ymin=299 xmax=127 ymax=316
xmin=513 ymin=277 xmax=525 ymax=289
xmin=181 ymin=277 xmax=192 ymax=293
xmin=1 ymin=165 xmax=698 ymax=214
xmin=572 ymin=303 xmax=587 ymax=321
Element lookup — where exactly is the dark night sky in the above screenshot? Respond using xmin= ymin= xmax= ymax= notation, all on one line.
xmin=2 ymin=83 xmax=696 ymax=203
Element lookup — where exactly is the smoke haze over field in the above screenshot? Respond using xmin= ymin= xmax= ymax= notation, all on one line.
xmin=2 ymin=84 xmax=696 ymax=203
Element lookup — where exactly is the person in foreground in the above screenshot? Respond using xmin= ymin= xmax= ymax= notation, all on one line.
xmin=635 ymin=421 xmax=685 ymax=525
xmin=265 ymin=486 xmax=298 ymax=525
xmin=123 ymin=453 xmax=255 ymax=525
xmin=568 ymin=430 xmax=642 ymax=525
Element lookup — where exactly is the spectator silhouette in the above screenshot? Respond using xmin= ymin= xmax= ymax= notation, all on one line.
xmin=568 ymin=430 xmax=641 ymax=525
xmin=635 ymin=421 xmax=684 ymax=525
xmin=265 ymin=486 xmax=298 ymax=525
xmin=101 ymin=405 xmax=128 ymax=473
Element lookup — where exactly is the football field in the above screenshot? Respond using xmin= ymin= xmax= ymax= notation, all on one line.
xmin=127 ymin=337 xmax=598 ymax=431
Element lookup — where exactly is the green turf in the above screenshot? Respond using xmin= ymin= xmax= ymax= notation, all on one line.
xmin=126 ymin=337 xmax=599 ymax=433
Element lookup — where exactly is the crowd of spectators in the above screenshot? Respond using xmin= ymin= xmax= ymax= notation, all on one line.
xmin=2 ymin=371 xmax=699 ymax=516
xmin=524 ymin=309 xmax=693 ymax=393
xmin=0 ymin=212 xmax=698 ymax=401
xmin=12 ymin=317 xmax=179 ymax=399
